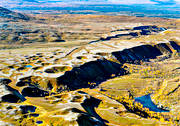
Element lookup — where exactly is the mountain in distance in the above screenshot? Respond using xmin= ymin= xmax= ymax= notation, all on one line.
xmin=1 ymin=0 xmax=180 ymax=19
xmin=1 ymin=0 xmax=180 ymax=8
xmin=0 ymin=0 xmax=107 ymax=8
xmin=0 ymin=0 xmax=39 ymax=8
xmin=0 ymin=6 xmax=30 ymax=20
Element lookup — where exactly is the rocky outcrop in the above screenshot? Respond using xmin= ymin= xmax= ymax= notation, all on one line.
xmin=21 ymin=87 xmax=49 ymax=97
xmin=55 ymin=41 xmax=179 ymax=92
xmin=112 ymin=41 xmax=179 ymax=64
xmin=90 ymin=25 xmax=167 ymax=44
xmin=10 ymin=41 xmax=180 ymax=95
xmin=57 ymin=59 xmax=127 ymax=91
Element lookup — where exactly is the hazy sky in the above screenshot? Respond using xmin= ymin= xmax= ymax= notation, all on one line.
xmin=37 ymin=0 xmax=180 ymax=4
xmin=1 ymin=0 xmax=180 ymax=8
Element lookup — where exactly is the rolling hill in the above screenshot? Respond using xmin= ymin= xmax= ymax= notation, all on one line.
xmin=0 ymin=6 xmax=30 ymax=20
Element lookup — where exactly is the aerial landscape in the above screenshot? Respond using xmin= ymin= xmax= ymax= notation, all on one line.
xmin=0 ymin=0 xmax=180 ymax=126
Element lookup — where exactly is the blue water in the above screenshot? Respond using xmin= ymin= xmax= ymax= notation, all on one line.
xmin=25 ymin=65 xmax=32 ymax=68
xmin=134 ymin=94 xmax=169 ymax=112
xmin=36 ymin=121 xmax=43 ymax=124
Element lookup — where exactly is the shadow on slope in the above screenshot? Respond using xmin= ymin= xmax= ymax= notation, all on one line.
xmin=57 ymin=59 xmax=127 ymax=91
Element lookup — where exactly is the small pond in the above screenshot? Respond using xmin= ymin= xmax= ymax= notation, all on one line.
xmin=134 ymin=94 xmax=169 ymax=112
xmin=25 ymin=65 xmax=32 ymax=68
